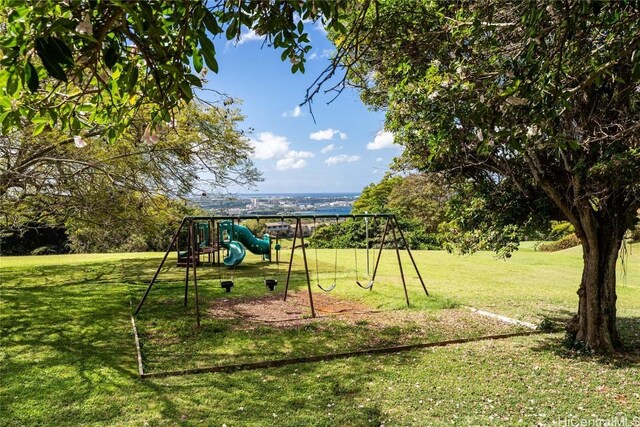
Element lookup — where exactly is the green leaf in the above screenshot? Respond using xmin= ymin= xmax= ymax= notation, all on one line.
xmin=198 ymin=32 xmax=217 ymax=73
xmin=280 ymin=48 xmax=289 ymax=62
xmin=6 ymin=71 xmax=19 ymax=95
xmin=226 ymin=19 xmax=238 ymax=40
xmin=24 ymin=62 xmax=39 ymax=93
xmin=193 ymin=49 xmax=203 ymax=73
xmin=49 ymin=37 xmax=74 ymax=67
xmin=198 ymin=32 xmax=216 ymax=55
xmin=203 ymin=9 xmax=221 ymax=35
xmin=104 ymin=46 xmax=118 ymax=70
xmin=33 ymin=121 xmax=47 ymax=136
xmin=35 ymin=37 xmax=68 ymax=82
xmin=201 ymin=45 xmax=218 ymax=73
xmin=0 ymin=110 xmax=11 ymax=126
xmin=107 ymin=127 xmax=116 ymax=143
xmin=127 ymin=66 xmax=139 ymax=94
xmin=31 ymin=115 xmax=50 ymax=124
xmin=179 ymin=81 xmax=193 ymax=102
xmin=185 ymin=74 xmax=202 ymax=88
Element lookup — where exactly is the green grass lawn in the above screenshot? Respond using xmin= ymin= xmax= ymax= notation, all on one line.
xmin=1 ymin=245 xmax=639 ymax=426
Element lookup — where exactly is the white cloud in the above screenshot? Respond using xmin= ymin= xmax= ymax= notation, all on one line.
xmin=309 ymin=129 xmax=346 ymax=142
xmin=314 ymin=20 xmax=328 ymax=36
xmin=236 ymin=29 xmax=262 ymax=45
xmin=308 ymin=52 xmax=318 ymax=60
xmin=276 ymin=158 xmax=307 ymax=170
xmin=309 ymin=128 xmax=338 ymax=141
xmin=325 ymin=154 xmax=361 ymax=166
xmin=376 ymin=157 xmax=383 ymax=162
xmin=275 ymin=150 xmax=314 ymax=171
xmin=321 ymin=48 xmax=334 ymax=58
xmin=320 ymin=144 xmax=335 ymax=154
xmin=281 ymin=105 xmax=303 ymax=118
xmin=250 ymin=132 xmax=290 ymax=160
xmin=286 ymin=150 xmax=314 ymax=159
xmin=366 ymin=131 xmax=395 ymax=150
xmin=250 ymin=132 xmax=315 ymax=171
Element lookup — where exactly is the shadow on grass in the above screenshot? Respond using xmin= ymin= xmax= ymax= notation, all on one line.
xmin=0 ymin=260 xmax=149 ymax=423
xmin=1 ymin=255 xmax=391 ymax=426
xmin=528 ymin=308 xmax=640 ymax=367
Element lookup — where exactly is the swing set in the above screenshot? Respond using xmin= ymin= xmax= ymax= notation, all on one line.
xmin=134 ymin=214 xmax=427 ymax=326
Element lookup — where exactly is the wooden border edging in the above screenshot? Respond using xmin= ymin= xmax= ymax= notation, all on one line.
xmin=130 ymin=314 xmax=144 ymax=377
xmin=136 ymin=330 xmax=548 ymax=379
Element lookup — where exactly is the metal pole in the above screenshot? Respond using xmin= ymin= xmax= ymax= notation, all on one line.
xmin=369 ymin=216 xmax=390 ymax=291
xmin=184 ymin=219 xmax=191 ymax=307
xmin=134 ymin=218 xmax=187 ymax=315
xmin=393 ymin=216 xmax=429 ymax=296
xmin=297 ymin=219 xmax=316 ymax=318
xmin=191 ymin=221 xmax=201 ymax=327
xmin=390 ymin=222 xmax=410 ymax=307
xmin=365 ymin=212 xmax=370 ymax=276
xmin=283 ymin=220 xmax=298 ymax=301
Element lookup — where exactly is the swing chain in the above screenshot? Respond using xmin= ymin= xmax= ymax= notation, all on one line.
xmin=315 ymin=217 xmax=338 ymax=293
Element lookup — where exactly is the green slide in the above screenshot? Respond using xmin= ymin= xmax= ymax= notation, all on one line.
xmin=218 ymin=220 xmax=271 ymax=267
xmin=223 ymin=241 xmax=246 ymax=267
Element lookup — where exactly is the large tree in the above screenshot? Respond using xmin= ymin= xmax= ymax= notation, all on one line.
xmin=333 ymin=0 xmax=640 ymax=352
xmin=1 ymin=102 xmax=259 ymax=249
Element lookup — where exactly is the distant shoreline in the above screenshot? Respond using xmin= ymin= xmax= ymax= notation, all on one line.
xmin=193 ymin=192 xmax=359 ymax=216
xmin=234 ymin=192 xmax=360 ymax=198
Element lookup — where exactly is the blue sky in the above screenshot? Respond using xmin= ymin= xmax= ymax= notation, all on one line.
xmin=196 ymin=25 xmax=401 ymax=194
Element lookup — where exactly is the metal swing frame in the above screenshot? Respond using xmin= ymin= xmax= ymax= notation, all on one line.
xmin=134 ymin=214 xmax=428 ymax=327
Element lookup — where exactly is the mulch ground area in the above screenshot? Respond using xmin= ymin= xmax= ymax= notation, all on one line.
xmin=207 ymin=291 xmax=520 ymax=333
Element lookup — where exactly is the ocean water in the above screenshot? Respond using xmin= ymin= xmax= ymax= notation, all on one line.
xmin=294 ymin=206 xmax=353 ymax=216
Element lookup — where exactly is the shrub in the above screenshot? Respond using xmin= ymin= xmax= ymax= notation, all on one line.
xmin=548 ymin=221 xmax=575 ymax=240
xmin=537 ymin=234 xmax=581 ymax=252
xmin=30 ymin=246 xmax=58 ymax=255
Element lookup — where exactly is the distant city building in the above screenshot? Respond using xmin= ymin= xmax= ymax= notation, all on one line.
xmin=194 ymin=193 xmax=359 ymax=217
xmin=265 ymin=222 xmax=291 ymax=237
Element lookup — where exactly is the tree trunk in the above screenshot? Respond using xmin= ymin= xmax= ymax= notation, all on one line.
xmin=567 ymin=211 xmax=626 ymax=353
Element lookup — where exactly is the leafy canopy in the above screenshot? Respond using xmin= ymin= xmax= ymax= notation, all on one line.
xmin=0 ymin=0 xmax=349 ymax=139
xmin=338 ymin=0 xmax=640 ymax=254
xmin=0 ymin=102 xmax=259 ymax=234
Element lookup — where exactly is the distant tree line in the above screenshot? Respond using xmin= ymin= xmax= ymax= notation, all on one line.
xmin=309 ymin=173 xmax=448 ymax=250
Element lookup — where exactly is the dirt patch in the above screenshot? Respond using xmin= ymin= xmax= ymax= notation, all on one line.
xmin=207 ymin=291 xmax=521 ymax=334
xmin=207 ymin=291 xmax=374 ymax=328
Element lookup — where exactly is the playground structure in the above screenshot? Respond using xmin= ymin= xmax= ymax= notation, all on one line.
xmin=134 ymin=214 xmax=428 ymax=327
xmin=176 ymin=220 xmax=272 ymax=267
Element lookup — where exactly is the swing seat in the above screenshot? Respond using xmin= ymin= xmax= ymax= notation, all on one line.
xmin=356 ymin=280 xmax=374 ymax=290
xmin=221 ymin=280 xmax=234 ymax=292
xmin=264 ymin=279 xmax=277 ymax=291
xmin=318 ymin=282 xmax=337 ymax=292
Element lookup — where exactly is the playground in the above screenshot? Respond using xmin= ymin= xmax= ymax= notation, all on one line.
xmin=122 ymin=215 xmax=635 ymax=379
xmin=136 ymin=215 xmax=429 ymax=326
xmin=134 ymin=214 xmax=473 ymax=375
xmin=1 ymin=242 xmax=639 ymax=425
